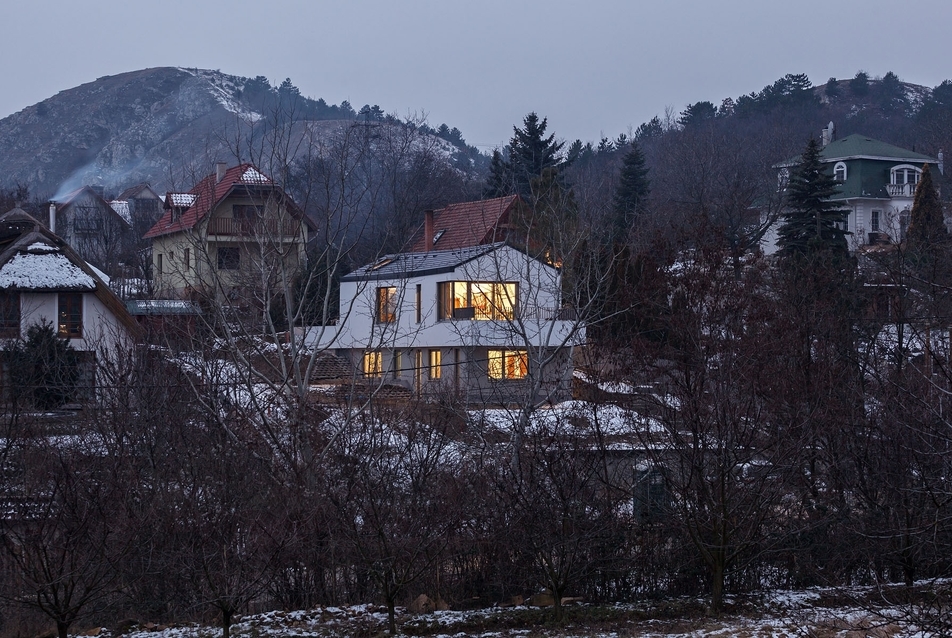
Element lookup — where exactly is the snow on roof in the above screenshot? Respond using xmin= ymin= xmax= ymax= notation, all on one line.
xmin=26 ymin=242 xmax=57 ymax=254
xmin=169 ymin=193 xmax=197 ymax=207
xmin=0 ymin=252 xmax=96 ymax=290
xmin=240 ymin=167 xmax=270 ymax=184
xmin=109 ymin=200 xmax=132 ymax=225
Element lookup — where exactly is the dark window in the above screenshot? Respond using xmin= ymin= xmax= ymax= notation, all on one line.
xmin=232 ymin=204 xmax=259 ymax=219
xmin=0 ymin=292 xmax=19 ymax=338
xmin=58 ymin=293 xmax=83 ymax=338
xmin=157 ymin=253 xmax=163 ymax=274
xmin=217 ymin=247 xmax=240 ymax=270
xmin=415 ymin=284 xmax=422 ymax=323
xmin=184 ymin=248 xmax=190 ymax=270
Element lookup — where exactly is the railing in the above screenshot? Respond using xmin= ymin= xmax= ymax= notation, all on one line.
xmin=886 ymin=183 xmax=916 ymax=197
xmin=207 ymin=217 xmax=302 ymax=237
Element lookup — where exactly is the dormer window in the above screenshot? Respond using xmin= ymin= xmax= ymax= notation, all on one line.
xmin=833 ymin=162 xmax=847 ymax=182
xmin=891 ymin=164 xmax=921 ymax=185
xmin=432 ymin=229 xmax=446 ymax=245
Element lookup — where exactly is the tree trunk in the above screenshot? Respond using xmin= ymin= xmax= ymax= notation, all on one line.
xmin=221 ymin=608 xmax=232 ymax=638
xmin=711 ymin=558 xmax=725 ymax=615
xmin=387 ymin=595 xmax=397 ymax=635
xmin=57 ymin=620 xmax=69 ymax=638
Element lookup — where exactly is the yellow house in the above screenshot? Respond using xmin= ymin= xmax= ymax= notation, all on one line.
xmin=144 ymin=163 xmax=313 ymax=302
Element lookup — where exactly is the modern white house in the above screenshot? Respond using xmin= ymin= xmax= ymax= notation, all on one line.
xmin=0 ymin=207 xmax=142 ymax=402
xmin=308 ymin=242 xmax=584 ymax=405
xmin=764 ymin=125 xmax=944 ymax=253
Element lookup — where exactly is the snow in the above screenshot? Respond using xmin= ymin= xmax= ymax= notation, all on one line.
xmin=0 ymin=251 xmax=95 ymax=290
xmin=178 ymin=68 xmax=264 ymax=123
xmin=240 ymin=167 xmax=270 ymax=184
xmin=88 ymin=263 xmax=110 ymax=286
xmin=26 ymin=242 xmax=57 ymax=254
xmin=168 ymin=193 xmax=196 ymax=207
xmin=108 ymin=200 xmax=132 ymax=225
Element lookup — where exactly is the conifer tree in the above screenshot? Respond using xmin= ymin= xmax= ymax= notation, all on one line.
xmin=905 ymin=163 xmax=947 ymax=251
xmin=508 ymin=113 xmax=564 ymax=199
xmin=777 ymin=137 xmax=849 ymax=258
xmin=483 ymin=149 xmax=513 ymax=198
xmin=612 ymin=142 xmax=650 ymax=240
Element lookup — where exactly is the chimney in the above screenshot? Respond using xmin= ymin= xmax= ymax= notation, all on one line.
xmin=216 ymin=162 xmax=228 ymax=183
xmin=48 ymin=202 xmax=56 ymax=233
xmin=939 ymin=150 xmax=944 ymax=176
xmin=424 ymin=209 xmax=434 ymax=252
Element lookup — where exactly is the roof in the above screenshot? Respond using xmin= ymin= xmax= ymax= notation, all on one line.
xmin=408 ymin=195 xmax=521 ymax=252
xmin=143 ymin=163 xmax=312 ymax=239
xmin=126 ymin=299 xmax=202 ymax=316
xmin=0 ymin=208 xmax=143 ymax=338
xmin=778 ymin=134 xmax=938 ymax=167
xmin=342 ymin=243 xmax=506 ymax=282
xmin=54 ymin=186 xmax=131 ymax=227
xmin=116 ymin=183 xmax=159 ymax=200
xmin=109 ymin=200 xmax=132 ymax=225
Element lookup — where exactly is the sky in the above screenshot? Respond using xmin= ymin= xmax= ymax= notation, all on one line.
xmin=4 ymin=0 xmax=952 ymax=151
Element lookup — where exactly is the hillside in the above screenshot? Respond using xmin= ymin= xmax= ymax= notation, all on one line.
xmin=0 ymin=67 xmax=477 ymax=200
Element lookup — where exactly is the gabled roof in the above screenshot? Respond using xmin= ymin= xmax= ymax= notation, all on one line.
xmin=116 ymin=183 xmax=159 ymax=200
xmin=778 ymin=134 xmax=938 ymax=167
xmin=343 ymin=242 xmax=527 ymax=282
xmin=54 ymin=185 xmax=131 ymax=228
xmin=408 ymin=195 xmax=522 ymax=252
xmin=0 ymin=208 xmax=142 ymax=338
xmin=109 ymin=200 xmax=132 ymax=225
xmin=143 ymin=164 xmax=313 ymax=239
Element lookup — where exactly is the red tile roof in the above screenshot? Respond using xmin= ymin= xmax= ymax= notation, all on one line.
xmin=143 ymin=164 xmax=309 ymax=239
xmin=408 ymin=195 xmax=522 ymax=252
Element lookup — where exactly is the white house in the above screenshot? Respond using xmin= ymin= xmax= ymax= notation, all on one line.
xmin=308 ymin=242 xmax=583 ymax=405
xmin=0 ymin=208 xmax=142 ymax=402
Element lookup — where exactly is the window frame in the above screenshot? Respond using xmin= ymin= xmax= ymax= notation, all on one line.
xmin=437 ymin=281 xmax=518 ymax=321
xmin=833 ymin=161 xmax=847 ymax=182
xmin=871 ymin=209 xmax=882 ymax=232
xmin=376 ymin=286 xmax=398 ymax=323
xmin=217 ymin=246 xmax=240 ymax=271
xmin=428 ymin=349 xmax=442 ymax=379
xmin=58 ymin=293 xmax=83 ymax=339
xmin=363 ymin=351 xmax=383 ymax=378
xmin=0 ymin=292 xmax=19 ymax=339
xmin=488 ymin=349 xmax=528 ymax=380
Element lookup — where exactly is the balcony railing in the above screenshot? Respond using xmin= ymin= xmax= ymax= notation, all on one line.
xmin=886 ymin=183 xmax=916 ymax=197
xmin=445 ymin=306 xmax=577 ymax=322
xmin=207 ymin=217 xmax=302 ymax=238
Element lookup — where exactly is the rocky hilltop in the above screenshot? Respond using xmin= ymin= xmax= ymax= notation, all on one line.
xmin=0 ymin=68 xmax=470 ymax=200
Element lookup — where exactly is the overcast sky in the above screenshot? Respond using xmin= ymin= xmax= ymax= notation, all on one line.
xmin=4 ymin=0 xmax=952 ymax=150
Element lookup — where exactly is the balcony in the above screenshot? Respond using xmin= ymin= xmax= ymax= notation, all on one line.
xmin=206 ymin=217 xmax=302 ymax=238
xmin=886 ymin=183 xmax=916 ymax=197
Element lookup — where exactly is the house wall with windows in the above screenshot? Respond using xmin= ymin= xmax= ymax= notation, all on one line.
xmin=309 ymin=243 xmax=582 ymax=404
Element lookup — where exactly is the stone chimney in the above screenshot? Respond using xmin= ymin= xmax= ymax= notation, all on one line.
xmin=216 ymin=162 xmax=228 ymax=183
xmin=48 ymin=202 xmax=56 ymax=233
xmin=424 ymin=210 xmax=434 ymax=252
xmin=821 ymin=121 xmax=835 ymax=147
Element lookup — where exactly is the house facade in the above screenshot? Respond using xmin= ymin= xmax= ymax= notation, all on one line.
xmin=309 ymin=242 xmax=583 ymax=405
xmin=0 ymin=208 xmax=142 ymax=403
xmin=143 ymin=163 xmax=313 ymax=301
xmin=50 ymin=185 xmax=132 ymax=274
xmin=765 ymin=129 xmax=943 ymax=253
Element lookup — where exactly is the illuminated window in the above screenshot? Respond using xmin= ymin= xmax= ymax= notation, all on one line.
xmin=393 ymin=350 xmax=402 ymax=378
xmin=437 ymin=282 xmax=517 ymax=320
xmin=488 ymin=350 xmax=528 ymax=380
xmin=376 ymin=286 xmax=397 ymax=323
xmin=363 ymin=351 xmax=382 ymax=377
xmin=58 ymin=293 xmax=83 ymax=338
xmin=428 ymin=349 xmax=442 ymax=379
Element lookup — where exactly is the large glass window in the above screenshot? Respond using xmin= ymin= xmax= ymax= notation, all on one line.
xmin=58 ymin=293 xmax=83 ymax=338
xmin=428 ymin=349 xmax=442 ymax=379
xmin=488 ymin=349 xmax=528 ymax=380
xmin=363 ymin=351 xmax=382 ymax=378
xmin=376 ymin=286 xmax=397 ymax=323
xmin=438 ymin=281 xmax=517 ymax=320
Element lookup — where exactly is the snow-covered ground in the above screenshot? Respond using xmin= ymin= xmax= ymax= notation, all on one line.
xmin=71 ymin=583 xmax=947 ymax=638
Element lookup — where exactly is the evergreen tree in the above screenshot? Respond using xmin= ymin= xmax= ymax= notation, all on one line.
xmin=483 ymin=149 xmax=513 ymax=198
xmin=611 ymin=142 xmax=650 ymax=240
xmin=905 ymin=164 xmax=946 ymax=250
xmin=777 ymin=138 xmax=849 ymax=258
xmin=508 ymin=112 xmax=564 ymax=199
xmin=4 ymin=321 xmax=80 ymax=409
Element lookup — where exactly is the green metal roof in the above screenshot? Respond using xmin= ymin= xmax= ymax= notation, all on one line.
xmin=779 ymin=134 xmax=937 ymax=166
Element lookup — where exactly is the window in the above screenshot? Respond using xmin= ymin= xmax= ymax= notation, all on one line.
xmin=437 ymin=282 xmax=517 ymax=321
xmin=488 ymin=349 xmax=528 ymax=380
xmin=184 ymin=248 xmax=190 ymax=270
xmin=376 ymin=286 xmax=397 ymax=323
xmin=156 ymin=253 xmax=163 ymax=274
xmin=58 ymin=293 xmax=83 ymax=338
xmin=428 ymin=349 xmax=442 ymax=379
xmin=0 ymin=292 xmax=19 ymax=338
xmin=415 ymin=284 xmax=422 ymax=323
xmin=393 ymin=350 xmax=402 ymax=379
xmin=891 ymin=165 xmax=922 ymax=185
xmin=363 ymin=351 xmax=382 ymax=377
xmin=833 ymin=161 xmax=847 ymax=182
xmin=900 ymin=209 xmax=911 ymax=241
xmin=217 ymin=246 xmax=240 ymax=270
xmin=232 ymin=204 xmax=259 ymax=219
xmin=871 ymin=210 xmax=881 ymax=232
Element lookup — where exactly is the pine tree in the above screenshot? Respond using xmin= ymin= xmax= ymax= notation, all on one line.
xmin=508 ymin=113 xmax=564 ymax=199
xmin=777 ymin=137 xmax=849 ymax=258
xmin=483 ymin=149 xmax=513 ymax=198
xmin=905 ymin=163 xmax=947 ymax=251
xmin=612 ymin=142 xmax=650 ymax=240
